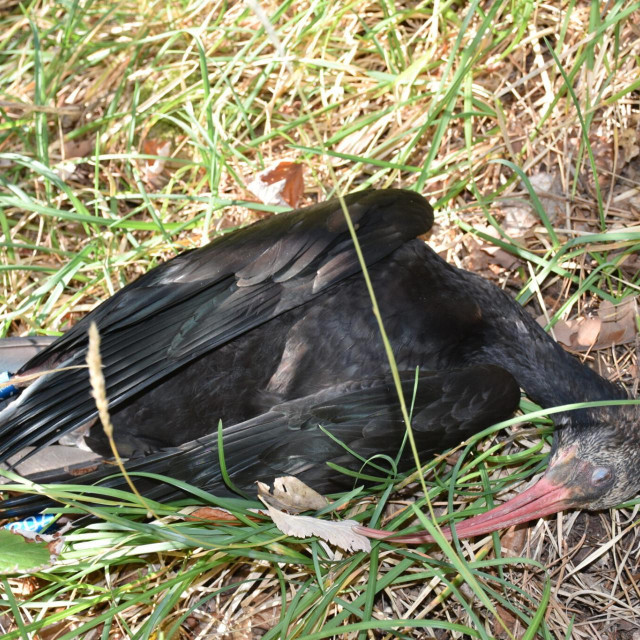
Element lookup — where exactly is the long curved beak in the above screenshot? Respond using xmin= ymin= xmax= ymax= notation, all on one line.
xmin=434 ymin=475 xmax=572 ymax=541
xmin=356 ymin=475 xmax=573 ymax=544
xmin=355 ymin=449 xmax=583 ymax=544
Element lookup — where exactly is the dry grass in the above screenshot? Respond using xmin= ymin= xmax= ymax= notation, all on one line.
xmin=1 ymin=0 xmax=640 ymax=638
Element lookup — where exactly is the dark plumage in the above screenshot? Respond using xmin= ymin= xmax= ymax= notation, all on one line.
xmin=0 ymin=189 xmax=638 ymax=537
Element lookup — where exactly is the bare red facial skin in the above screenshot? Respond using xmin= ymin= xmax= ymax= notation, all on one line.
xmin=354 ymin=476 xmax=574 ymax=544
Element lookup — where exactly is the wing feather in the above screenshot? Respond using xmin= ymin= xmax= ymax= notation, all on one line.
xmin=1 ymin=365 xmax=519 ymax=516
xmin=0 ymin=190 xmax=433 ymax=461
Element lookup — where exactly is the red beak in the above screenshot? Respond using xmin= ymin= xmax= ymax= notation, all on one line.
xmin=354 ymin=475 xmax=574 ymax=544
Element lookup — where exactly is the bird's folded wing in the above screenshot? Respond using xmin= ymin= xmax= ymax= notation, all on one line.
xmin=0 ymin=190 xmax=432 ymax=461
xmin=0 ymin=365 xmax=519 ymax=516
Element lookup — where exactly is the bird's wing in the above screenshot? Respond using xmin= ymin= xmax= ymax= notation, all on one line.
xmin=0 ymin=190 xmax=432 ymax=461
xmin=1 ymin=365 xmax=520 ymax=516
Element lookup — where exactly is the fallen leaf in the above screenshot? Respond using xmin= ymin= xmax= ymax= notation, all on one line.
xmin=247 ymin=161 xmax=304 ymax=207
xmin=334 ymin=126 xmax=379 ymax=159
xmin=539 ymin=297 xmax=638 ymax=351
xmin=180 ymin=506 xmax=261 ymax=525
xmin=63 ymin=138 xmax=94 ymax=159
xmin=141 ymin=139 xmax=171 ymax=186
xmin=257 ymin=476 xmax=329 ymax=513
xmin=469 ymin=227 xmax=522 ymax=271
xmin=481 ymin=246 xmax=522 ymax=270
xmin=5 ymin=576 xmax=39 ymax=596
xmin=186 ymin=507 xmax=242 ymax=521
xmin=259 ymin=498 xmax=371 ymax=552
xmin=0 ymin=529 xmax=51 ymax=573
xmin=527 ymin=171 xmax=564 ymax=221
xmin=576 ymin=317 xmax=602 ymax=347
xmin=587 ymin=135 xmax=615 ymax=190
xmin=617 ymin=252 xmax=640 ymax=278
xmin=594 ymin=298 xmax=638 ymax=347
xmin=493 ymin=602 xmax=519 ymax=639
xmin=500 ymin=525 xmax=528 ymax=557
xmin=619 ymin=128 xmax=639 ymax=166
xmin=549 ymin=319 xmax=574 ymax=347
xmin=53 ymin=161 xmax=77 ymax=181
xmin=501 ymin=204 xmax=538 ymax=237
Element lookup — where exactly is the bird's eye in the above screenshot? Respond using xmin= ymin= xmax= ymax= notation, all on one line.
xmin=591 ymin=467 xmax=612 ymax=486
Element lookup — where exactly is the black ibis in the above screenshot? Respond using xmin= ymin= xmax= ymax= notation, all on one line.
xmin=0 ymin=189 xmax=638 ymax=542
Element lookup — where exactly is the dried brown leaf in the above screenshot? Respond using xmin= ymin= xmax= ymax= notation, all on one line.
xmin=596 ymin=298 xmax=638 ymax=347
xmin=492 ymin=603 xmax=519 ymax=639
xmin=540 ymin=297 xmax=638 ymax=351
xmin=63 ymin=138 xmax=94 ymax=159
xmin=500 ymin=525 xmax=528 ymax=556
xmin=186 ymin=507 xmax=250 ymax=523
xmin=257 ymin=476 xmax=329 ymax=513
xmin=576 ymin=317 xmax=602 ymax=347
xmin=619 ymin=128 xmax=640 ymax=165
xmin=141 ymin=139 xmax=171 ymax=186
xmin=247 ymin=161 xmax=304 ymax=208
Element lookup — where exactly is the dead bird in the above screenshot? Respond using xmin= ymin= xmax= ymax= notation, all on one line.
xmin=0 ymin=189 xmax=637 ymax=541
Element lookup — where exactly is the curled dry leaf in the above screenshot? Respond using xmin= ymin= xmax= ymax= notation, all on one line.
xmin=257 ymin=477 xmax=368 ymax=552
xmin=247 ymin=160 xmax=304 ymax=208
xmin=257 ymin=476 xmax=329 ymax=513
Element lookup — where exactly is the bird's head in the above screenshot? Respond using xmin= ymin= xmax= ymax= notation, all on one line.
xmin=356 ymin=404 xmax=640 ymax=544
xmin=548 ymin=404 xmax=640 ymax=509
xmin=435 ymin=403 xmax=640 ymax=540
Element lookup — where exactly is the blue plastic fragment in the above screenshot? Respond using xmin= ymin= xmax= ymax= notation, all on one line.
xmin=4 ymin=514 xmax=55 ymax=534
xmin=0 ymin=371 xmax=17 ymax=400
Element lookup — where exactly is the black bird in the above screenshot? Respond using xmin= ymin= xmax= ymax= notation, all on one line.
xmin=0 ymin=189 xmax=638 ymax=540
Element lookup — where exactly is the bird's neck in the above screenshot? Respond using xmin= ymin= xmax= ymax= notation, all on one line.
xmin=468 ymin=283 xmax=628 ymax=408
xmin=487 ymin=336 xmax=626 ymax=408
